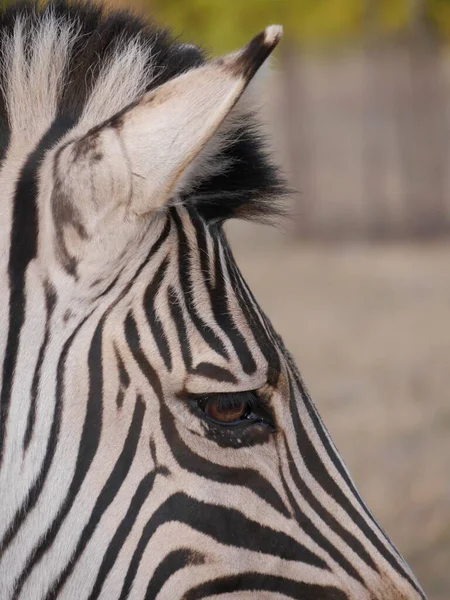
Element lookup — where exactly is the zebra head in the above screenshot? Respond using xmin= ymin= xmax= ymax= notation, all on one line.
xmin=0 ymin=3 xmax=427 ymax=599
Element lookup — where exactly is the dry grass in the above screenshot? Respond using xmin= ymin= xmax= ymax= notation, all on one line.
xmin=227 ymin=221 xmax=450 ymax=600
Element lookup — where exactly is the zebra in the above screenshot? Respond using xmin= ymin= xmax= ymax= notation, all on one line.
xmin=0 ymin=1 xmax=428 ymax=599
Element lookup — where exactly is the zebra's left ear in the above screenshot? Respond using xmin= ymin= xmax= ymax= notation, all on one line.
xmin=56 ymin=26 xmax=282 ymax=219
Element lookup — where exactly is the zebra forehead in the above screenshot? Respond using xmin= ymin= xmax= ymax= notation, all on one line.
xmin=0 ymin=0 xmax=286 ymax=224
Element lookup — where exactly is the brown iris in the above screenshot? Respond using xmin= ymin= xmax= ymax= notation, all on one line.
xmin=203 ymin=397 xmax=248 ymax=423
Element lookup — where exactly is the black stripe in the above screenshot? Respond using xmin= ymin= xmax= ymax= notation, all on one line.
xmin=13 ymin=314 xmax=106 ymax=598
xmin=291 ymin=362 xmax=381 ymax=524
xmin=23 ymin=283 xmax=57 ymax=452
xmin=44 ymin=396 xmax=147 ymax=599
xmin=117 ymin=352 xmax=130 ymax=388
xmin=285 ymin=438 xmax=380 ymax=571
xmin=145 ymin=549 xmax=205 ymax=600
xmin=286 ymin=371 xmax=423 ymax=591
xmin=124 ymin=312 xmax=172 ymax=414
xmin=0 ymin=314 xmax=90 ymax=553
xmin=279 ymin=439 xmax=369 ymax=583
xmin=119 ymin=217 xmax=172 ymax=299
xmin=0 ymin=118 xmax=74 ymax=466
xmin=193 ymin=362 xmax=237 ymax=383
xmin=298 ymin=367 xmax=418 ymax=575
xmin=114 ymin=344 xmax=130 ymax=409
xmin=0 ymin=114 xmax=10 ymax=166
xmin=168 ymin=286 xmax=193 ymax=371
xmin=118 ymin=493 xmax=329 ymax=600
xmin=143 ymin=256 xmax=173 ymax=371
xmin=225 ymin=243 xmax=281 ymax=381
xmin=211 ymin=232 xmax=256 ymax=374
xmin=91 ymin=269 xmax=125 ymax=302
xmin=183 ymin=573 xmax=348 ymax=600
xmin=286 ymin=374 xmax=379 ymax=570
xmin=116 ymin=388 xmax=125 ymax=409
xmin=87 ymin=470 xmax=166 ymax=600
xmin=172 ymin=209 xmax=228 ymax=359
xmin=194 ymin=219 xmax=256 ymax=375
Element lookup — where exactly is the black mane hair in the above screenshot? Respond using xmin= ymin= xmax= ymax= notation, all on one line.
xmin=0 ymin=0 xmax=286 ymax=224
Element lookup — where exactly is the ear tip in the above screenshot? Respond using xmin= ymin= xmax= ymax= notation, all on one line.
xmin=263 ymin=25 xmax=284 ymax=47
xmin=225 ymin=25 xmax=283 ymax=81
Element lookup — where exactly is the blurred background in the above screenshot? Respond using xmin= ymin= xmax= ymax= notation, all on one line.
xmin=112 ymin=0 xmax=448 ymax=597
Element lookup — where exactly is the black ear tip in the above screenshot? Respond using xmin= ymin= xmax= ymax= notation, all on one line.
xmin=227 ymin=25 xmax=283 ymax=80
xmin=245 ymin=25 xmax=283 ymax=56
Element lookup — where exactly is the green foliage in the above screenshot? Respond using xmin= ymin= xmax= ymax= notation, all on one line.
xmin=377 ymin=0 xmax=411 ymax=35
xmin=429 ymin=0 xmax=450 ymax=38
xmin=150 ymin=0 xmax=365 ymax=51
xmin=1 ymin=0 xmax=449 ymax=50
xmin=149 ymin=0 xmax=450 ymax=52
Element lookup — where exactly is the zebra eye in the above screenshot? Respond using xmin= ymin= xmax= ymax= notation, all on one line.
xmin=194 ymin=391 xmax=270 ymax=427
xmin=202 ymin=395 xmax=249 ymax=424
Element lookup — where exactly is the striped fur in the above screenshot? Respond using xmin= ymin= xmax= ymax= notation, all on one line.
xmin=0 ymin=2 xmax=427 ymax=599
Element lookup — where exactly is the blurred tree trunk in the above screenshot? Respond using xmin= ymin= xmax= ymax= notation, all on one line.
xmin=408 ymin=0 xmax=433 ymax=43
xmin=398 ymin=0 xmax=448 ymax=237
xmin=280 ymin=42 xmax=315 ymax=238
xmin=363 ymin=0 xmax=448 ymax=240
xmin=363 ymin=0 xmax=389 ymax=239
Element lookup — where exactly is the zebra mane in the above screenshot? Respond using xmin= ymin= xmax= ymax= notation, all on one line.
xmin=0 ymin=0 xmax=286 ymax=224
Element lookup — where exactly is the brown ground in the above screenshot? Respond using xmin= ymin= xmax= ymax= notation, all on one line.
xmin=227 ymin=221 xmax=450 ymax=600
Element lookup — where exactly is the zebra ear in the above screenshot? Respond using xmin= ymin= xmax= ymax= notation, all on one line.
xmin=56 ymin=25 xmax=283 ymax=219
